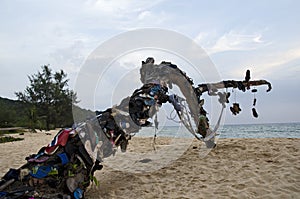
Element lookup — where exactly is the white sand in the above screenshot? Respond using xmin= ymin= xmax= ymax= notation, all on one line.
xmin=0 ymin=132 xmax=299 ymax=198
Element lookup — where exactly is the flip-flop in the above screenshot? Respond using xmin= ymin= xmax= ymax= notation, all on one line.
xmin=253 ymin=98 xmax=257 ymax=106
xmin=252 ymin=108 xmax=258 ymax=118
xmin=30 ymin=165 xmax=52 ymax=179
xmin=233 ymin=103 xmax=241 ymax=113
xmin=245 ymin=69 xmax=251 ymax=82
xmin=28 ymin=156 xmax=49 ymax=163
xmin=230 ymin=107 xmax=237 ymax=115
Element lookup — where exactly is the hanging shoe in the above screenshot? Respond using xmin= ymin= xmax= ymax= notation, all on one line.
xmin=245 ymin=70 xmax=251 ymax=82
xmin=217 ymin=92 xmax=226 ymax=107
xmin=237 ymin=82 xmax=246 ymax=92
xmin=251 ymin=88 xmax=257 ymax=93
xmin=226 ymin=92 xmax=230 ymax=103
xmin=230 ymin=106 xmax=237 ymax=115
xmin=238 ymin=104 xmax=242 ymax=113
xmin=252 ymin=108 xmax=258 ymax=118
xmin=208 ymin=88 xmax=217 ymax=96
xmin=233 ymin=103 xmax=241 ymax=114
xmin=199 ymin=99 xmax=204 ymax=107
xmin=253 ymin=98 xmax=257 ymax=106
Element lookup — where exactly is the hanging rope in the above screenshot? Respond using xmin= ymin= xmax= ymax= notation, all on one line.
xmin=251 ymin=88 xmax=258 ymax=118
xmin=152 ymin=127 xmax=157 ymax=151
xmin=152 ymin=113 xmax=158 ymax=151
xmin=252 ymin=87 xmax=257 ymax=106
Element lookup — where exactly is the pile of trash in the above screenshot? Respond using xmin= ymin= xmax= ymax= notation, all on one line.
xmin=0 ymin=118 xmax=118 ymax=199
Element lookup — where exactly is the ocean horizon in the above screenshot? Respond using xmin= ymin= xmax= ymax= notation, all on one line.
xmin=135 ymin=122 xmax=300 ymax=139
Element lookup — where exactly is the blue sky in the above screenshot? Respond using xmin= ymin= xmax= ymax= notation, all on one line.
xmin=0 ymin=0 xmax=299 ymax=124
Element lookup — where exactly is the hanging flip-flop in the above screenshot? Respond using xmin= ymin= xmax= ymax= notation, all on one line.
xmin=230 ymin=106 xmax=237 ymax=115
xmin=237 ymin=81 xmax=246 ymax=92
xmin=245 ymin=69 xmax=251 ymax=82
xmin=226 ymin=92 xmax=230 ymax=103
xmin=233 ymin=103 xmax=241 ymax=113
xmin=253 ymin=98 xmax=257 ymax=106
xmin=251 ymin=88 xmax=257 ymax=93
xmin=217 ymin=92 xmax=226 ymax=107
xmin=245 ymin=69 xmax=251 ymax=90
xmin=252 ymin=87 xmax=257 ymax=106
xmin=252 ymin=108 xmax=258 ymax=118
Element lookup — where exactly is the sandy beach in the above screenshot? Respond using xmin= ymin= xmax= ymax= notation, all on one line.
xmin=0 ymin=132 xmax=299 ymax=198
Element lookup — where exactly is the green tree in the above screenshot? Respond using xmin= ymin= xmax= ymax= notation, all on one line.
xmin=15 ymin=65 xmax=78 ymax=130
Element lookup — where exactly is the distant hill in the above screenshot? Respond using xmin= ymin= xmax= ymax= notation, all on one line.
xmin=0 ymin=97 xmax=95 ymax=128
xmin=0 ymin=97 xmax=29 ymax=127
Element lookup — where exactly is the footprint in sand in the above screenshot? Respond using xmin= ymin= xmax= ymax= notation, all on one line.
xmin=138 ymin=158 xmax=152 ymax=163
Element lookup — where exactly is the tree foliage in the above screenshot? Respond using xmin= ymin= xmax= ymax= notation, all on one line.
xmin=15 ymin=65 xmax=78 ymax=130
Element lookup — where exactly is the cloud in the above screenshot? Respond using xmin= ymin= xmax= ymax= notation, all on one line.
xmin=253 ymin=48 xmax=300 ymax=78
xmin=195 ymin=29 xmax=271 ymax=54
xmin=227 ymin=47 xmax=300 ymax=80
xmin=84 ymin=0 xmax=164 ymax=15
xmin=138 ymin=10 xmax=152 ymax=20
xmin=81 ymin=0 xmax=170 ymax=30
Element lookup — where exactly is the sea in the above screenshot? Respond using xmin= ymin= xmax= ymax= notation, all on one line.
xmin=135 ymin=122 xmax=300 ymax=139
